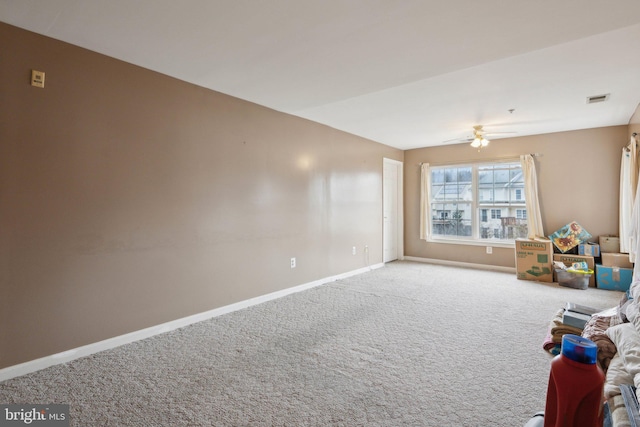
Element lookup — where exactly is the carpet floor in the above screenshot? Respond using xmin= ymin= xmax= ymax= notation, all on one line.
xmin=0 ymin=261 xmax=624 ymax=426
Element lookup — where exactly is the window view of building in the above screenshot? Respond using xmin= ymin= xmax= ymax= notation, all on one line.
xmin=430 ymin=166 xmax=473 ymax=238
xmin=430 ymin=161 xmax=528 ymax=242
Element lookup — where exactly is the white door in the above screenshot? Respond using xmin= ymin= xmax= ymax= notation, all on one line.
xmin=383 ymin=159 xmax=403 ymax=263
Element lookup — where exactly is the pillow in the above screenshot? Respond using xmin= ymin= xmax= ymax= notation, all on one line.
xmin=604 ymin=353 xmax=633 ymax=426
xmin=627 ymin=300 xmax=639 ymax=325
xmin=617 ymin=292 xmax=630 ymax=323
xmin=604 ymin=352 xmax=633 ymax=399
xmin=619 ymin=299 xmax=631 ymax=323
xmin=629 ymin=301 xmax=640 ymax=337
xmin=606 ymin=323 xmax=640 ymax=398
xmin=630 ymin=278 xmax=640 ymax=301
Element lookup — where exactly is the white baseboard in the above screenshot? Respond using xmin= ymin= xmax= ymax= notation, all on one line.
xmin=0 ymin=263 xmax=384 ymax=382
xmin=403 ymin=256 xmax=516 ymax=274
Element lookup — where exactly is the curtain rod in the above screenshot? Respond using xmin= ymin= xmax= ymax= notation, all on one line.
xmin=418 ymin=152 xmax=542 ymax=166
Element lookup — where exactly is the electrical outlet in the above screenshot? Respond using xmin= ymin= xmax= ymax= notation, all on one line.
xmin=290 ymin=257 xmax=296 ymax=268
xmin=486 ymin=246 xmax=493 ymax=254
xmin=352 ymin=246 xmax=357 ymax=255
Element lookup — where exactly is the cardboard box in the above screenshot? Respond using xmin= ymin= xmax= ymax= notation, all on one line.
xmin=602 ymin=253 xmax=634 ymax=269
xmin=553 ymin=254 xmax=596 ymax=287
xmin=515 ymin=238 xmax=553 ymax=282
xmin=596 ymin=264 xmax=633 ymax=291
xmin=599 ymin=235 xmax=621 ymax=253
xmin=549 ymin=221 xmax=592 ymax=253
xmin=578 ymin=243 xmax=600 ymax=257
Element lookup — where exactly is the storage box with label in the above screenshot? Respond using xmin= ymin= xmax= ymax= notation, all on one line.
xmin=596 ymin=264 xmax=633 ymax=291
xmin=602 ymin=253 xmax=633 ymax=269
xmin=578 ymin=242 xmax=600 ymax=257
xmin=599 ymin=235 xmax=621 ymax=253
xmin=549 ymin=221 xmax=592 ymax=253
xmin=515 ymin=238 xmax=553 ymax=282
xmin=553 ymin=254 xmax=596 ymax=287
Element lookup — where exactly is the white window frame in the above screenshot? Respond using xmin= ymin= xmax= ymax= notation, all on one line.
xmin=427 ymin=159 xmax=527 ymax=247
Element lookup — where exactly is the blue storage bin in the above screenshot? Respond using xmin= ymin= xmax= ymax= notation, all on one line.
xmin=596 ymin=264 xmax=633 ymax=291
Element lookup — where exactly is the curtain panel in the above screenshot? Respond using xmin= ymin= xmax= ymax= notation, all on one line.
xmin=622 ymin=136 xmax=639 ymax=256
xmin=419 ymin=163 xmax=431 ymax=240
xmin=628 ymin=136 xmax=640 ymax=265
xmin=520 ymin=154 xmax=544 ymax=239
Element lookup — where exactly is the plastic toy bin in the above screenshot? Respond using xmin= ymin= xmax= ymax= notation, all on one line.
xmin=555 ymin=268 xmax=593 ymax=290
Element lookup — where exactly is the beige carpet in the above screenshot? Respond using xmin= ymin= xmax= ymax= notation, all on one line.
xmin=0 ymin=261 xmax=624 ymax=426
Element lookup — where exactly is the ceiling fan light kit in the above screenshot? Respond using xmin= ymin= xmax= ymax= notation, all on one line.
xmin=470 ymin=125 xmax=490 ymax=149
xmin=442 ymin=124 xmax=515 ymax=149
xmin=470 ymin=136 xmax=489 ymax=148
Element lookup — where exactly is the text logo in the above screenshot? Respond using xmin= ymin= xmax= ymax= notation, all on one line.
xmin=520 ymin=242 xmax=546 ymax=250
xmin=0 ymin=405 xmax=69 ymax=427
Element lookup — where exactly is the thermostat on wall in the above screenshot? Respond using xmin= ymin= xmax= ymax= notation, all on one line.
xmin=31 ymin=69 xmax=45 ymax=88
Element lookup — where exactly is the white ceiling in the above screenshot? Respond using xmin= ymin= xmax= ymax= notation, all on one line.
xmin=2 ymin=0 xmax=640 ymax=149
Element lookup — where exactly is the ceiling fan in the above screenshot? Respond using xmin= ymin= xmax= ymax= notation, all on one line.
xmin=443 ymin=125 xmax=516 ymax=149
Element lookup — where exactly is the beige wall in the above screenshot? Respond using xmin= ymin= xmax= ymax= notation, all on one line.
xmin=2 ymin=20 xmax=637 ymax=371
xmin=404 ymin=126 xmax=630 ymax=267
xmin=0 ymin=23 xmax=402 ymax=368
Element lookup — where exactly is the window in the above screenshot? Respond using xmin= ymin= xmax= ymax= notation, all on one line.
xmin=429 ymin=160 xmax=528 ymax=242
xmin=515 ymin=189 xmax=522 ymax=200
xmin=430 ymin=166 xmax=472 ymax=238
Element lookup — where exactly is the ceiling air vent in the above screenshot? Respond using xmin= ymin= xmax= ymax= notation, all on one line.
xmin=586 ymin=94 xmax=609 ymax=104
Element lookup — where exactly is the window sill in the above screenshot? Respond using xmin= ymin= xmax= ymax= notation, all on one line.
xmin=426 ymin=237 xmax=515 ymax=249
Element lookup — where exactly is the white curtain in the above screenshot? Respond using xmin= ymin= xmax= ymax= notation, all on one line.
xmin=520 ymin=154 xmax=544 ymax=239
xmin=631 ymin=176 xmax=640 ymax=269
xmin=621 ymin=136 xmax=638 ymax=254
xmin=419 ymin=163 xmax=431 ymax=240
xmin=628 ymin=136 xmax=640 ymax=266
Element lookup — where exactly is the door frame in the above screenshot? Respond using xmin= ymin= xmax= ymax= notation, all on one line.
xmin=383 ymin=158 xmax=404 ymax=262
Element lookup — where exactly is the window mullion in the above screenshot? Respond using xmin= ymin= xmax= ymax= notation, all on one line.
xmin=472 ymin=164 xmax=479 ymax=239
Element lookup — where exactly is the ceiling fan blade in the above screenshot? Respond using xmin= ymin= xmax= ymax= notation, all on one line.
xmin=442 ymin=136 xmax=472 ymax=144
xmin=484 ymin=131 xmax=517 ymax=136
xmin=442 ymin=124 xmax=516 ymax=145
